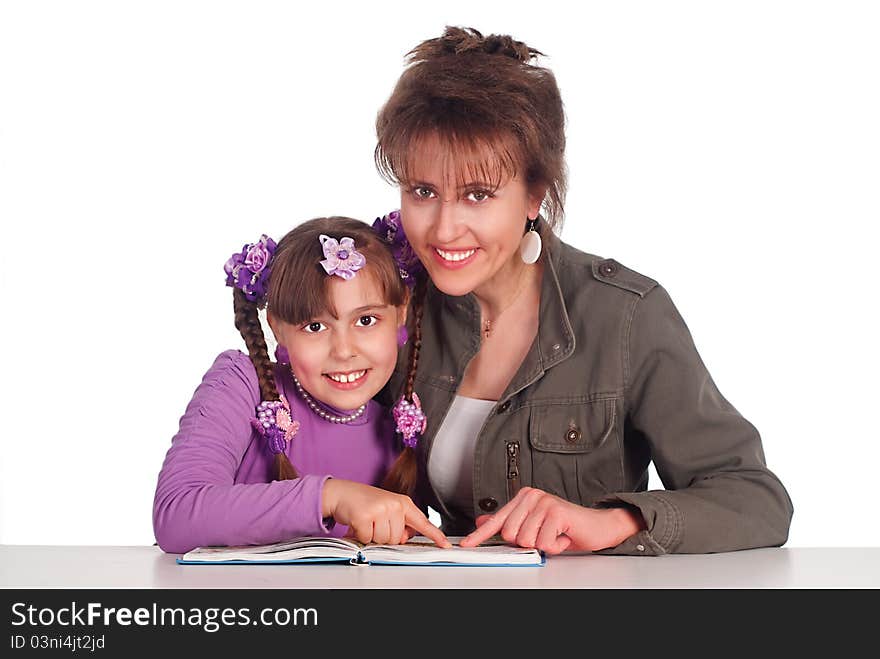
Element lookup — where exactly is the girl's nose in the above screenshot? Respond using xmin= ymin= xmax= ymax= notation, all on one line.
xmin=329 ymin=329 xmax=357 ymax=361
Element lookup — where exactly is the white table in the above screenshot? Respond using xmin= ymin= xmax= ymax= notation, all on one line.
xmin=2 ymin=546 xmax=878 ymax=588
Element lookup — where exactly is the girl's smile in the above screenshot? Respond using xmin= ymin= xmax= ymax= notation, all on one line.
xmin=324 ymin=368 xmax=370 ymax=389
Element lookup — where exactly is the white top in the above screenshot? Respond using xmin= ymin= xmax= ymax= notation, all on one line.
xmin=427 ymin=395 xmax=497 ymax=513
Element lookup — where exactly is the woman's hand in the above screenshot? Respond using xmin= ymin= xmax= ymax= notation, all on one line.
xmin=321 ymin=479 xmax=452 ymax=547
xmin=458 ymin=487 xmax=645 ymax=554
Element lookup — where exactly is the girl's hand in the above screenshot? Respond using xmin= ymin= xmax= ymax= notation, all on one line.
xmin=458 ymin=486 xmax=645 ymax=555
xmin=321 ymin=479 xmax=452 ymax=547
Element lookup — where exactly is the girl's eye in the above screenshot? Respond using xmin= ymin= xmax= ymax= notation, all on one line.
xmin=355 ymin=315 xmax=378 ymax=327
xmin=466 ymin=189 xmax=492 ymax=203
xmin=412 ymin=186 xmax=436 ymax=200
xmin=303 ymin=322 xmax=327 ymax=333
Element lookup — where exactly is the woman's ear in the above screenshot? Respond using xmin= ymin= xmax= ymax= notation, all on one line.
xmin=528 ymin=186 xmax=546 ymax=220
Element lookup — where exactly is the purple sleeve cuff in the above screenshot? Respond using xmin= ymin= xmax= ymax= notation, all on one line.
xmin=314 ymin=474 xmax=336 ymax=534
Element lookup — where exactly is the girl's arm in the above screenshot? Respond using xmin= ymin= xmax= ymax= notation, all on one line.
xmin=152 ymin=351 xmax=332 ymax=553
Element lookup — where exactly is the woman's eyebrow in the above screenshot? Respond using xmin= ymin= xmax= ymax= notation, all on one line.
xmin=409 ymin=179 xmax=496 ymax=190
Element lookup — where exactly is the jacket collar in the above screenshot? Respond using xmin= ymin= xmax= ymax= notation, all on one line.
xmin=428 ymin=221 xmax=576 ymax=399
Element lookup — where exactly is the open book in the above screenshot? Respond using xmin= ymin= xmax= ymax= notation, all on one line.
xmin=177 ymin=535 xmax=544 ymax=567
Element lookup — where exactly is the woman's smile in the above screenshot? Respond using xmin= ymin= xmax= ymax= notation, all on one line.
xmin=431 ymin=246 xmax=479 ymax=269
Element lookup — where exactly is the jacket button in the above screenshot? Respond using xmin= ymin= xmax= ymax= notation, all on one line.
xmin=498 ymin=401 xmax=511 ymax=413
xmin=478 ymin=497 xmax=498 ymax=512
xmin=565 ymin=426 xmax=582 ymax=443
xmin=599 ymin=260 xmax=618 ymax=277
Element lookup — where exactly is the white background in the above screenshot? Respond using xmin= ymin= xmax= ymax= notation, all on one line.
xmin=1 ymin=1 xmax=878 ymax=547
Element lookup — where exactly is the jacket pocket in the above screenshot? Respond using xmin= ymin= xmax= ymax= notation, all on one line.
xmin=527 ymin=398 xmax=621 ymax=503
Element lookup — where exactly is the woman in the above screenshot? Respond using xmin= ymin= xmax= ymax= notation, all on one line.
xmin=375 ymin=27 xmax=793 ymax=555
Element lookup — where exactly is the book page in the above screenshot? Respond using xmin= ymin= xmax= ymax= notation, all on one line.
xmin=181 ymin=536 xmax=362 ymax=562
xmin=361 ymin=536 xmax=543 ymax=566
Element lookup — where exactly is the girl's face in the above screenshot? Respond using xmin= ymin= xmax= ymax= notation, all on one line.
xmin=269 ymin=271 xmax=407 ymax=413
xmin=399 ymin=136 xmax=543 ymax=298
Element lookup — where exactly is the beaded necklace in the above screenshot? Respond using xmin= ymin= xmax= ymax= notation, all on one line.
xmin=291 ymin=372 xmax=367 ymax=424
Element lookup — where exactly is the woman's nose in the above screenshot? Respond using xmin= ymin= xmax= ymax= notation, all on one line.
xmin=433 ymin=198 xmax=464 ymax=243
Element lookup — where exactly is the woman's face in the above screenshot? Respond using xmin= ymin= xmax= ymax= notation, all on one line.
xmin=399 ymin=138 xmax=543 ymax=298
xmin=269 ymin=271 xmax=407 ymax=413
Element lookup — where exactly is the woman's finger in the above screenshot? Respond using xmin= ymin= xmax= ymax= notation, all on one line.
xmin=474 ymin=515 xmax=493 ymax=528
xmin=500 ymin=489 xmax=545 ymax=544
xmin=459 ymin=505 xmax=514 ymax=547
xmin=460 ymin=487 xmax=538 ymax=547
xmin=515 ymin=506 xmax=549 ymax=549
xmin=533 ymin=510 xmax=567 ymax=554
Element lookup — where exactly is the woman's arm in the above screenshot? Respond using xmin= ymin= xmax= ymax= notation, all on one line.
xmin=592 ymin=284 xmax=793 ymax=554
xmin=463 ymin=285 xmax=793 ymax=555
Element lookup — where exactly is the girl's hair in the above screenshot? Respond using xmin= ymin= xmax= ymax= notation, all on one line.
xmin=233 ymin=217 xmax=417 ymax=493
xmin=379 ymin=274 xmax=426 ymax=497
xmin=375 ymin=26 xmax=567 ymax=231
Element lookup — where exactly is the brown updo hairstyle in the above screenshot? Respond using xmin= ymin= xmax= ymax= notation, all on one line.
xmin=232 ymin=217 xmax=414 ymax=492
xmin=375 ymin=25 xmax=567 ymax=230
xmin=373 ymin=27 xmax=568 ymax=493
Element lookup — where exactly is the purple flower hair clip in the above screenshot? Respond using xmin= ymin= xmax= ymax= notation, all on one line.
xmin=251 ymin=395 xmax=300 ymax=455
xmin=393 ymin=393 xmax=427 ymax=449
xmin=224 ymin=234 xmax=277 ymax=305
xmin=319 ymin=234 xmax=366 ymax=280
xmin=372 ymin=210 xmax=424 ymax=288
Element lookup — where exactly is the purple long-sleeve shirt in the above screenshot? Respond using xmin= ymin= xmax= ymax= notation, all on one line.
xmin=153 ymin=350 xmax=399 ymax=553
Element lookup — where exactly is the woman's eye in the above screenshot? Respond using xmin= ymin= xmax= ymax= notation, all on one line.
xmin=412 ymin=186 xmax=436 ymax=200
xmin=466 ymin=189 xmax=492 ymax=203
xmin=355 ymin=315 xmax=378 ymax=327
xmin=303 ymin=322 xmax=327 ymax=333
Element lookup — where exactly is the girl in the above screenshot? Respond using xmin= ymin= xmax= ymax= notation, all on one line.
xmin=153 ymin=216 xmax=449 ymax=554
xmin=374 ymin=27 xmax=793 ymax=555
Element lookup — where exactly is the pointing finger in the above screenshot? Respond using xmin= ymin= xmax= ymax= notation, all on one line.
xmin=404 ymin=504 xmax=452 ymax=548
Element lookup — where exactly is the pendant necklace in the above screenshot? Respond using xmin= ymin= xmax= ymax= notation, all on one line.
xmin=482 ymin=266 xmax=534 ymax=340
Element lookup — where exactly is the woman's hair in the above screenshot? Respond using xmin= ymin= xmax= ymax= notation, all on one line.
xmin=232 ymin=216 xmax=417 ymax=492
xmin=375 ymin=25 xmax=567 ymax=231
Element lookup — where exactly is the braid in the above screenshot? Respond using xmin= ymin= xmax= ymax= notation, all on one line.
xmin=404 ymin=277 xmax=427 ymax=402
xmin=233 ymin=289 xmax=299 ymax=481
xmin=382 ymin=276 xmax=427 ymax=497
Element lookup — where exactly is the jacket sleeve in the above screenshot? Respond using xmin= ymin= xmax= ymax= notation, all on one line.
xmin=595 ymin=286 xmax=793 ymax=555
xmin=152 ymin=350 xmax=332 ymax=554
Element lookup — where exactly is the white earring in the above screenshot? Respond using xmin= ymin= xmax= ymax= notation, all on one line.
xmin=520 ymin=217 xmax=542 ymax=264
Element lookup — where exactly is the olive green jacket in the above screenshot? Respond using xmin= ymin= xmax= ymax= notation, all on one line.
xmin=382 ymin=231 xmax=793 ymax=555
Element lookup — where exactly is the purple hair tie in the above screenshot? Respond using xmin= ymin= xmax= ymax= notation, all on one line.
xmin=319 ymin=234 xmax=366 ymax=280
xmin=224 ymin=234 xmax=277 ymax=304
xmin=392 ymin=392 xmax=427 ymax=449
xmin=251 ymin=395 xmax=300 ymax=455
xmin=371 ymin=210 xmax=424 ymax=289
